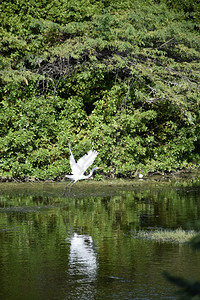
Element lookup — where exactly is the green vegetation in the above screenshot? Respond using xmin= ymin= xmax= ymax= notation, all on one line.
xmin=135 ymin=228 xmax=197 ymax=244
xmin=0 ymin=0 xmax=200 ymax=180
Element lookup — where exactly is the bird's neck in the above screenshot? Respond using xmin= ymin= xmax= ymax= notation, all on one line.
xmin=84 ymin=172 xmax=93 ymax=179
xmin=84 ymin=167 xmax=97 ymax=179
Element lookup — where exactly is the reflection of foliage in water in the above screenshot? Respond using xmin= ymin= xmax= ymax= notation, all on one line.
xmin=0 ymin=183 xmax=200 ymax=250
xmin=0 ymin=182 xmax=200 ymax=233
xmin=0 ymin=181 xmax=200 ymax=299
xmin=164 ymin=224 xmax=200 ymax=299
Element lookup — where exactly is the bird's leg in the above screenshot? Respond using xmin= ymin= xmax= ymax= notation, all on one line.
xmin=70 ymin=180 xmax=76 ymax=187
xmin=63 ymin=180 xmax=76 ymax=197
xmin=63 ymin=180 xmax=73 ymax=196
xmin=67 ymin=180 xmax=73 ymax=187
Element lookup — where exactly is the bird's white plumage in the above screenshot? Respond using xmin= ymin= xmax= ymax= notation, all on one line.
xmin=65 ymin=143 xmax=98 ymax=185
xmin=76 ymin=150 xmax=98 ymax=173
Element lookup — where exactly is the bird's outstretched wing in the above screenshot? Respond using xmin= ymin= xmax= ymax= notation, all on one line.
xmin=69 ymin=143 xmax=82 ymax=175
xmin=68 ymin=144 xmax=98 ymax=176
xmin=77 ymin=150 xmax=99 ymax=173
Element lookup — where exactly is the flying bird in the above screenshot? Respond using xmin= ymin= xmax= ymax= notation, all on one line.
xmin=65 ymin=143 xmax=98 ymax=187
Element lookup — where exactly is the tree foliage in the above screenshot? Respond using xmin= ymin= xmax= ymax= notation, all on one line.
xmin=0 ymin=0 xmax=199 ymax=180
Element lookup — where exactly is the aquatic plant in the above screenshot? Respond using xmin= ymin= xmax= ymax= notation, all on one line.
xmin=135 ymin=228 xmax=197 ymax=244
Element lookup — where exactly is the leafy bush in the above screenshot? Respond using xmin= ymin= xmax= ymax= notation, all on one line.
xmin=0 ymin=0 xmax=199 ymax=180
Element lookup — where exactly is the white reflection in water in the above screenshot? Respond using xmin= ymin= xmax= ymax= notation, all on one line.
xmin=68 ymin=233 xmax=97 ymax=281
xmin=66 ymin=233 xmax=98 ymax=299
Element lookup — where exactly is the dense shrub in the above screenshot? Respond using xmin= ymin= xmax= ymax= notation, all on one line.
xmin=0 ymin=0 xmax=199 ymax=180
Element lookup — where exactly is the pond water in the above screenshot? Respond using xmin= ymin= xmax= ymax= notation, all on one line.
xmin=0 ymin=176 xmax=200 ymax=300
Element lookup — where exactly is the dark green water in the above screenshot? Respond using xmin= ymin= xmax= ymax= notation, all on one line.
xmin=0 ymin=177 xmax=200 ymax=299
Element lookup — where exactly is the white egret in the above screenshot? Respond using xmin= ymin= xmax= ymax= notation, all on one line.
xmin=65 ymin=143 xmax=99 ymax=187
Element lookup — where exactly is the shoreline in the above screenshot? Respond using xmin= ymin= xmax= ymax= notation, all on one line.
xmin=0 ymin=168 xmax=199 ymax=183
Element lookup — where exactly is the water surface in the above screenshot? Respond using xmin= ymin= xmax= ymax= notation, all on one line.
xmin=0 ymin=177 xmax=200 ymax=299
